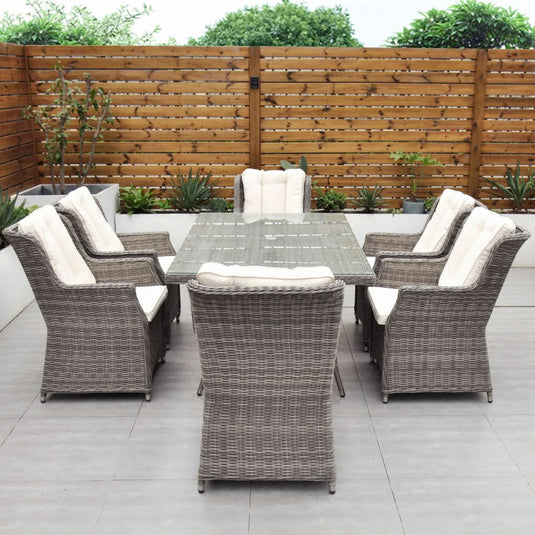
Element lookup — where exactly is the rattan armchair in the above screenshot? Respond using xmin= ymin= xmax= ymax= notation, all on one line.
xmin=233 ymin=171 xmax=312 ymax=213
xmin=369 ymin=222 xmax=530 ymax=403
xmin=4 ymin=213 xmax=167 ymax=402
xmin=55 ymin=188 xmax=180 ymax=336
xmin=356 ymin=190 xmax=481 ymax=351
xmin=188 ymin=279 xmax=345 ymax=493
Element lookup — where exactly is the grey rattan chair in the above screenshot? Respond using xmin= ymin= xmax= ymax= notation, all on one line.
xmin=356 ymin=190 xmax=482 ymax=352
xmin=233 ymin=172 xmax=312 ymax=212
xmin=55 ymin=192 xmax=180 ymax=335
xmin=188 ymin=280 xmax=345 ymax=493
xmin=4 ymin=215 xmax=167 ymax=402
xmin=369 ymin=223 xmax=530 ymax=403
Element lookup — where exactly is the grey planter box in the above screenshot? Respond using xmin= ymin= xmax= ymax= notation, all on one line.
xmin=17 ymin=183 xmax=119 ymax=229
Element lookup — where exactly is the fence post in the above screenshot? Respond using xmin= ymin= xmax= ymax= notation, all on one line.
xmin=468 ymin=49 xmax=488 ymax=198
xmin=249 ymin=46 xmax=261 ymax=169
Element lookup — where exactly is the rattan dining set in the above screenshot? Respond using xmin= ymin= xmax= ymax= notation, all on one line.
xmin=3 ymin=169 xmax=530 ymax=494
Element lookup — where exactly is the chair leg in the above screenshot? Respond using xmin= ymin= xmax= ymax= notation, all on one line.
xmin=487 ymin=390 xmax=493 ymax=403
xmin=40 ymin=392 xmax=47 ymax=403
xmin=334 ymin=362 xmax=345 ymax=397
xmin=328 ymin=481 xmax=336 ymax=494
xmin=197 ymin=379 xmax=204 ymax=396
xmin=382 ymin=393 xmax=389 ymax=403
xmin=145 ymin=392 xmax=152 ymax=402
xmin=198 ymin=479 xmax=206 ymax=493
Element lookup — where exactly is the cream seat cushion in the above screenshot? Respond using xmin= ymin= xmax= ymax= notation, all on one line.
xmin=197 ymin=262 xmax=335 ymax=288
xmin=367 ymin=287 xmax=399 ymax=325
xmin=18 ymin=205 xmax=96 ymax=285
xmin=242 ymin=169 xmax=305 ymax=214
xmin=413 ymin=189 xmax=475 ymax=253
xmin=135 ymin=285 xmax=168 ymax=321
xmin=439 ymin=207 xmax=516 ymax=287
xmin=59 ymin=186 xmax=125 ymax=252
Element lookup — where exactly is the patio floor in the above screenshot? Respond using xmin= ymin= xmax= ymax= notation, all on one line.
xmin=0 ymin=268 xmax=534 ymax=534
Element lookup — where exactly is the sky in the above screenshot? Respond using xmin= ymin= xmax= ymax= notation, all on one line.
xmin=5 ymin=0 xmax=535 ymax=46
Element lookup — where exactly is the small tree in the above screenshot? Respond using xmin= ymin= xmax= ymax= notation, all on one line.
xmin=23 ymin=65 xmax=113 ymax=194
xmin=188 ymin=0 xmax=362 ymax=47
xmin=387 ymin=0 xmax=535 ymax=49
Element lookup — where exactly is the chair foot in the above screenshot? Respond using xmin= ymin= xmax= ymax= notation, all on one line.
xmin=161 ymin=353 xmax=166 ymax=363
xmin=382 ymin=394 xmax=389 ymax=403
xmin=145 ymin=392 xmax=152 ymax=402
xmin=197 ymin=379 xmax=204 ymax=396
xmin=328 ymin=481 xmax=336 ymax=494
xmin=198 ymin=479 xmax=206 ymax=493
xmin=40 ymin=392 xmax=47 ymax=403
xmin=363 ymin=342 xmax=369 ymax=353
xmin=487 ymin=391 xmax=493 ymax=403
xmin=334 ymin=362 xmax=345 ymax=397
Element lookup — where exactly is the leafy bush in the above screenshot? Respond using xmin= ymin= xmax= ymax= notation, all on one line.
xmin=0 ymin=0 xmax=159 ymax=45
xmin=168 ymin=169 xmax=216 ymax=213
xmin=484 ymin=163 xmax=535 ymax=212
xmin=387 ymin=0 xmax=535 ymax=48
xmin=314 ymin=184 xmax=347 ymax=212
xmin=0 ymin=190 xmax=31 ymax=249
xmin=209 ymin=198 xmax=230 ymax=212
xmin=354 ymin=186 xmax=386 ymax=213
xmin=119 ymin=186 xmax=157 ymax=214
xmin=188 ymin=0 xmax=362 ymax=46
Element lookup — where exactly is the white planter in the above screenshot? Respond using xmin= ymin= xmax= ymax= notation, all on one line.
xmin=115 ymin=213 xmax=198 ymax=251
xmin=0 ymin=245 xmax=34 ymax=330
xmin=17 ymin=183 xmax=119 ymax=229
xmin=504 ymin=213 xmax=535 ymax=268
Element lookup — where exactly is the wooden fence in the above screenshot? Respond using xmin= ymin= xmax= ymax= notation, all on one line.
xmin=0 ymin=43 xmax=38 ymax=195
xmin=1 ymin=45 xmax=534 ymax=209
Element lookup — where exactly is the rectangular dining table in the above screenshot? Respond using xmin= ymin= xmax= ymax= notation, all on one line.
xmin=165 ymin=212 xmax=376 ymax=286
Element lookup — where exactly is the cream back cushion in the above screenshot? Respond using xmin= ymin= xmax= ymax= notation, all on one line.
xmin=413 ymin=189 xmax=475 ymax=253
xmin=242 ymin=169 xmax=305 ymax=214
xmin=18 ymin=205 xmax=96 ymax=285
xmin=197 ymin=262 xmax=334 ymax=288
xmin=438 ymin=207 xmax=516 ymax=287
xmin=59 ymin=186 xmax=124 ymax=252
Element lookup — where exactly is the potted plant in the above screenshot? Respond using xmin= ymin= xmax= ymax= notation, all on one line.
xmin=484 ymin=162 xmax=535 ymax=212
xmin=390 ymin=151 xmax=444 ymax=213
xmin=19 ymin=64 xmax=118 ymax=225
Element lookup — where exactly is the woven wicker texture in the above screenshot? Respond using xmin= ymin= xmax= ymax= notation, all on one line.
xmin=233 ymin=174 xmax=312 ymax=213
xmin=4 ymin=220 xmax=167 ymax=400
xmin=370 ymin=225 xmax=530 ymax=401
xmin=168 ymin=213 xmax=374 ymax=286
xmin=355 ymin=195 xmax=483 ymax=351
xmin=56 ymin=202 xmax=181 ymax=329
xmin=188 ymin=280 xmax=344 ymax=490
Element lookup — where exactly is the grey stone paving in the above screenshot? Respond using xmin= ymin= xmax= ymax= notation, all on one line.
xmin=0 ymin=268 xmax=534 ymax=534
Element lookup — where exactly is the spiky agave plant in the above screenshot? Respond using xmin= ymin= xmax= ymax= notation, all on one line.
xmin=168 ymin=169 xmax=216 ymax=212
xmin=484 ymin=163 xmax=535 ymax=212
xmin=354 ymin=186 xmax=386 ymax=213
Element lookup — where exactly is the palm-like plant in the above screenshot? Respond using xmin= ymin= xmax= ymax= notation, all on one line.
xmin=168 ymin=169 xmax=215 ymax=212
xmin=484 ymin=163 xmax=535 ymax=212
xmin=354 ymin=186 xmax=386 ymax=213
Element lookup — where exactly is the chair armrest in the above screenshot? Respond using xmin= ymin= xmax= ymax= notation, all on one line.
xmin=374 ymin=249 xmax=449 ymax=274
xmin=376 ymin=257 xmax=446 ymax=287
xmin=86 ymin=256 xmax=163 ymax=285
xmin=118 ymin=232 xmax=175 ymax=255
xmin=363 ymin=232 xmax=421 ymax=255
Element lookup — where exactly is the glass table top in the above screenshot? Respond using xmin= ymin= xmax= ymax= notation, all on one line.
xmin=166 ymin=212 xmax=376 ymax=285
